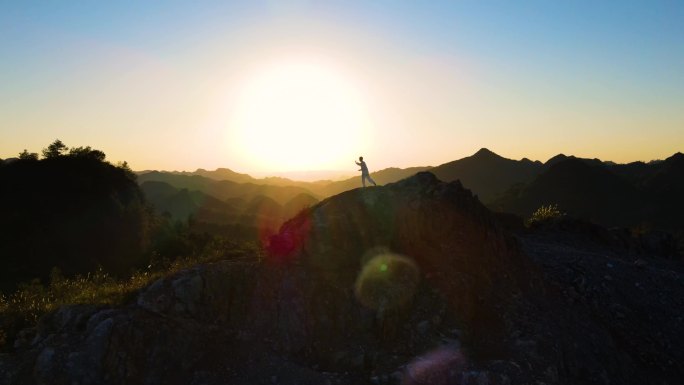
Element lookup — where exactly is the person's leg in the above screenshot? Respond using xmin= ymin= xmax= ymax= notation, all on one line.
xmin=361 ymin=174 xmax=366 ymax=187
xmin=368 ymin=175 xmax=377 ymax=186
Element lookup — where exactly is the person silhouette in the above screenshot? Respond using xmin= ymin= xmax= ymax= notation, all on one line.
xmin=355 ymin=156 xmax=377 ymax=187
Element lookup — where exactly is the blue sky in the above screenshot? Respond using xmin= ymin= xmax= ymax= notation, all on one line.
xmin=2 ymin=1 xmax=683 ymax=172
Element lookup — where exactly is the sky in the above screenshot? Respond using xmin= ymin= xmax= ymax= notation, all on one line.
xmin=1 ymin=0 xmax=683 ymax=176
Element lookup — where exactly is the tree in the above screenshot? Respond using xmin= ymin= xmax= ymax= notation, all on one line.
xmin=42 ymin=139 xmax=68 ymax=159
xmin=18 ymin=149 xmax=39 ymax=161
xmin=0 ymin=152 xmax=152 ymax=292
xmin=69 ymin=146 xmax=106 ymax=161
xmin=117 ymin=161 xmax=136 ymax=180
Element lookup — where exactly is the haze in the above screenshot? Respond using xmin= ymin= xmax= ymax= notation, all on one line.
xmin=1 ymin=1 xmax=683 ymax=175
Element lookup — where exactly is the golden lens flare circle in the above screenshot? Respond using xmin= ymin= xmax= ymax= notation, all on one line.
xmin=355 ymin=252 xmax=420 ymax=310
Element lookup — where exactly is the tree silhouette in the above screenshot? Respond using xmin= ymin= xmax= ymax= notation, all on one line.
xmin=68 ymin=146 xmax=106 ymax=161
xmin=0 ymin=145 xmax=152 ymax=292
xmin=42 ymin=139 xmax=68 ymax=159
xmin=18 ymin=149 xmax=39 ymax=160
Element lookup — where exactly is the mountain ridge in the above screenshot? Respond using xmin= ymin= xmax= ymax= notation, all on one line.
xmin=137 ymin=149 xmax=684 ymax=232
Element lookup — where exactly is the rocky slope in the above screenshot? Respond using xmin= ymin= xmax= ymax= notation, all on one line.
xmin=1 ymin=172 xmax=682 ymax=385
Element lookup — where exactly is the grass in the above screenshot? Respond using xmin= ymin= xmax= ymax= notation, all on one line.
xmin=0 ymin=240 xmax=261 ymax=351
xmin=527 ymin=204 xmax=564 ymax=226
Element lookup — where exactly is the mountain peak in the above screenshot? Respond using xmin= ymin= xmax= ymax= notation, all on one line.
xmin=665 ymin=152 xmax=684 ymax=163
xmin=545 ymin=153 xmax=572 ymax=166
xmin=473 ymin=147 xmax=500 ymax=158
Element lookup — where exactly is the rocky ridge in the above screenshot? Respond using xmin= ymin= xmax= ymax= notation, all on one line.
xmin=1 ymin=172 xmax=682 ymax=385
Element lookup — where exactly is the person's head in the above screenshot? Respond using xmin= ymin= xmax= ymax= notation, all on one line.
xmin=359 ymin=156 xmax=363 ymax=161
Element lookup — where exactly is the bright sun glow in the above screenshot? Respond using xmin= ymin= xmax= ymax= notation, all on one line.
xmin=231 ymin=59 xmax=371 ymax=172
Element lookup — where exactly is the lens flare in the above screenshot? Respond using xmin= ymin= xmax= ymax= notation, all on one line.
xmin=265 ymin=210 xmax=312 ymax=264
xmin=354 ymin=252 xmax=420 ymax=310
xmin=402 ymin=346 xmax=467 ymax=385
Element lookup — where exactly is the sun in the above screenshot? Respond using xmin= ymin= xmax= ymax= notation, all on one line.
xmin=230 ymin=58 xmax=371 ymax=172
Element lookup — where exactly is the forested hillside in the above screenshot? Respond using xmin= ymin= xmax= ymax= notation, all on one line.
xmin=0 ymin=142 xmax=151 ymax=292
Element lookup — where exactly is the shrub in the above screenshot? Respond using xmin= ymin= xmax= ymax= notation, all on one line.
xmin=527 ymin=204 xmax=564 ymax=225
xmin=0 ymin=240 xmax=260 ymax=351
xmin=0 ymin=269 xmax=153 ymax=351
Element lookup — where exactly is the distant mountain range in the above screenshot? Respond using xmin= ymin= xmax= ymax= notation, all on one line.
xmin=137 ymin=171 xmax=314 ymax=204
xmin=429 ymin=148 xmax=542 ymax=202
xmin=179 ymin=168 xmax=254 ymax=183
xmin=137 ymin=149 xmax=684 ymax=232
xmin=139 ymin=179 xmax=318 ymax=236
xmin=136 ymin=148 xmax=622 ymax=202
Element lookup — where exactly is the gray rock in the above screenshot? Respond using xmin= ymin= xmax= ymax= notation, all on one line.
xmin=63 ymin=317 xmax=114 ymax=385
xmin=86 ymin=309 xmax=117 ymax=333
xmin=172 ymin=270 xmax=204 ymax=313
xmin=33 ymin=347 xmax=55 ymax=384
xmin=136 ymin=278 xmax=170 ymax=313
xmin=350 ymin=351 xmax=365 ymax=369
xmin=416 ymin=320 xmax=430 ymax=335
xmin=85 ymin=317 xmax=114 ymax=363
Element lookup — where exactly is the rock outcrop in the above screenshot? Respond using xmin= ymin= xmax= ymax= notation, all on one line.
xmin=267 ymin=171 xmax=538 ymax=358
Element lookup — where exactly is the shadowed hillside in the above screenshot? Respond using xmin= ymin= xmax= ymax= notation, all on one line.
xmin=140 ymin=181 xmax=242 ymax=223
xmin=0 ymin=151 xmax=150 ymax=292
xmin=493 ymin=158 xmax=642 ymax=226
xmin=493 ymin=153 xmax=684 ymax=232
xmin=3 ymin=172 xmax=681 ymax=384
xmin=140 ymin=181 xmax=319 ymax=242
